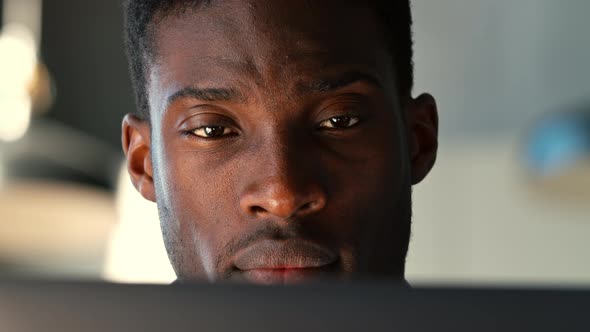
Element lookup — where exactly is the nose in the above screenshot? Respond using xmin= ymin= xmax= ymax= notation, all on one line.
xmin=239 ymin=137 xmax=327 ymax=219
xmin=240 ymin=177 xmax=327 ymax=219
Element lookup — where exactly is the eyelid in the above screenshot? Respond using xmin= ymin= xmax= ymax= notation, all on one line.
xmin=178 ymin=110 xmax=239 ymax=130
xmin=176 ymin=104 xmax=237 ymax=127
xmin=316 ymin=93 xmax=368 ymax=113
xmin=177 ymin=111 xmax=242 ymax=142
xmin=314 ymin=95 xmax=370 ymax=132
xmin=316 ymin=101 xmax=364 ymax=123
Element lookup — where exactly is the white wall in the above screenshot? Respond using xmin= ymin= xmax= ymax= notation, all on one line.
xmin=407 ymin=0 xmax=590 ymax=285
xmin=407 ymin=139 xmax=590 ymax=285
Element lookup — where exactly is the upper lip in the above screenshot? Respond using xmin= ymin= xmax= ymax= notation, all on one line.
xmin=234 ymin=239 xmax=338 ymax=271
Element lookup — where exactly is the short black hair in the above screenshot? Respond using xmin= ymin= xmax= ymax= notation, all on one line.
xmin=123 ymin=0 xmax=414 ymax=120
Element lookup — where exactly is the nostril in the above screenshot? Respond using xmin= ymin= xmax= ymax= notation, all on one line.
xmin=300 ymin=202 xmax=313 ymax=212
xmin=297 ymin=199 xmax=325 ymax=217
xmin=250 ymin=206 xmax=266 ymax=215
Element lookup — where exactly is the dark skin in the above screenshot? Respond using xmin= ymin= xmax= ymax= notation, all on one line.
xmin=122 ymin=0 xmax=438 ymax=284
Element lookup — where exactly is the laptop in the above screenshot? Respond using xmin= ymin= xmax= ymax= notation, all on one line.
xmin=0 ymin=279 xmax=588 ymax=332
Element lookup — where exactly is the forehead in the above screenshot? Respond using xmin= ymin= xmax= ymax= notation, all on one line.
xmin=147 ymin=0 xmax=394 ymax=112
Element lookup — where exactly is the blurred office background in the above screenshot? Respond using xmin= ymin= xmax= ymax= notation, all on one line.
xmin=0 ymin=0 xmax=589 ymax=285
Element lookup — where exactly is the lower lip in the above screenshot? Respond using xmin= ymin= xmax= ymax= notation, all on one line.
xmin=242 ymin=267 xmax=332 ymax=285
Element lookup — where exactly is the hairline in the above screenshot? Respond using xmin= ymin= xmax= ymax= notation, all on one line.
xmin=125 ymin=0 xmax=413 ymax=120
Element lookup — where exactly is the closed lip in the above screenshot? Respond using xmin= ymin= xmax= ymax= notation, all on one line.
xmin=234 ymin=239 xmax=338 ymax=271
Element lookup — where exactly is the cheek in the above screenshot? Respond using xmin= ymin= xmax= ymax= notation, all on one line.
xmin=155 ymin=127 xmax=235 ymax=218
xmin=330 ymin=158 xmax=409 ymax=273
xmin=156 ymin=137 xmax=242 ymax=278
xmin=319 ymin=125 xmax=409 ymax=247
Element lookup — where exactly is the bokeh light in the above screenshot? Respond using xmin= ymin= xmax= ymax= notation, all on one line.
xmin=0 ymin=24 xmax=37 ymax=142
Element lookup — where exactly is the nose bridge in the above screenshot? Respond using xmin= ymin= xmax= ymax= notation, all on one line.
xmin=258 ymin=127 xmax=311 ymax=199
xmin=240 ymin=126 xmax=326 ymax=219
xmin=265 ymin=127 xmax=303 ymax=180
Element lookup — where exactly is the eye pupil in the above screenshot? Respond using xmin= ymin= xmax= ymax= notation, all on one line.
xmin=204 ymin=126 xmax=224 ymax=137
xmin=329 ymin=116 xmax=351 ymax=128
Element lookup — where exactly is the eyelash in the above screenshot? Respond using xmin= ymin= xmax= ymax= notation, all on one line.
xmin=182 ymin=126 xmax=238 ymax=140
xmin=184 ymin=114 xmax=362 ymax=140
xmin=317 ymin=115 xmax=361 ymax=130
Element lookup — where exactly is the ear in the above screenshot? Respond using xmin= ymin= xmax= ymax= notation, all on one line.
xmin=406 ymin=93 xmax=439 ymax=185
xmin=122 ymin=114 xmax=156 ymax=202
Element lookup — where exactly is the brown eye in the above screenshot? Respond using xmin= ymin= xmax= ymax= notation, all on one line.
xmin=192 ymin=125 xmax=235 ymax=138
xmin=319 ymin=115 xmax=360 ymax=129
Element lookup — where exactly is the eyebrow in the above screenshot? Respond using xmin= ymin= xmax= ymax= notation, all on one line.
xmin=300 ymin=71 xmax=384 ymax=93
xmin=165 ymin=71 xmax=383 ymax=108
xmin=167 ymin=87 xmax=243 ymax=106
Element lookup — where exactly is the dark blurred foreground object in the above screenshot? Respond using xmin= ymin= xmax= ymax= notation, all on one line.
xmin=525 ymin=103 xmax=590 ymax=200
xmin=1 ymin=280 xmax=589 ymax=332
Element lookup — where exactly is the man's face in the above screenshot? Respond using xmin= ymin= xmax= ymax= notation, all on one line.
xmin=123 ymin=0 xmax=438 ymax=284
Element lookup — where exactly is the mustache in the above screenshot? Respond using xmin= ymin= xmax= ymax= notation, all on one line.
xmin=218 ymin=222 xmax=303 ymax=270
